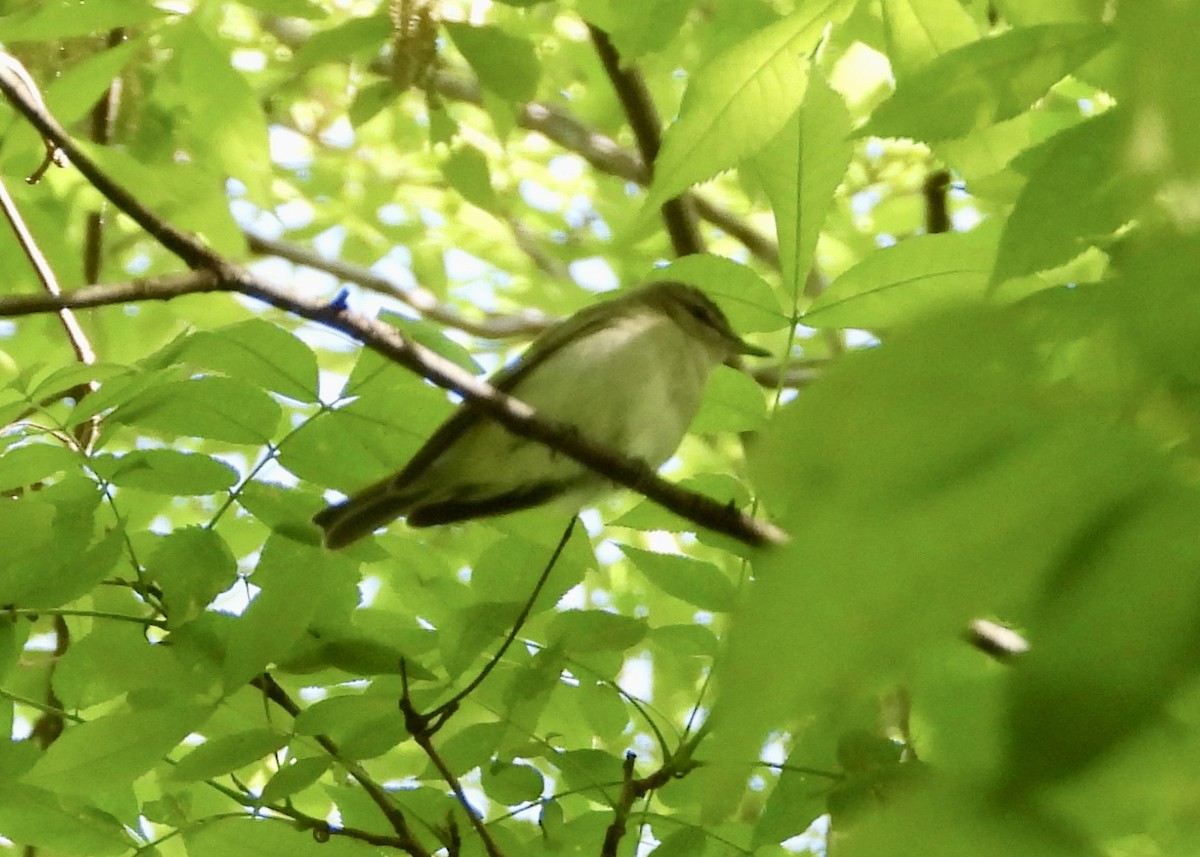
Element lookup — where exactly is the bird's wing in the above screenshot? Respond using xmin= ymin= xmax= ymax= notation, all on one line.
xmin=386 ymin=301 xmax=621 ymax=486
xmin=405 ymin=475 xmax=592 ymax=527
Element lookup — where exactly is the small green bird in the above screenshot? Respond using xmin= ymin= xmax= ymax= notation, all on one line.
xmin=313 ymin=281 xmax=768 ymax=548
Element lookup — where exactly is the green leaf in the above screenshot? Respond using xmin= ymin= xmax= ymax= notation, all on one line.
xmin=0 ymin=784 xmax=132 ymax=856
xmin=645 ymin=0 xmax=853 ymax=210
xmin=0 ymin=443 xmax=79 ymax=490
xmin=806 ymin=222 xmax=1003 ymax=328
xmin=649 ymin=624 xmax=719 ymax=658
xmin=442 ymin=144 xmax=498 ymax=212
xmin=619 ymin=545 xmax=737 ymax=612
xmin=223 ymin=535 xmax=357 ymax=691
xmin=992 ymin=109 xmax=1133 ymax=284
xmin=259 ymin=756 xmax=330 ymax=804
xmin=553 ymin=748 xmax=626 ymax=798
xmin=649 ymin=255 xmax=787 ymax=333
xmin=482 ymin=760 xmax=545 ymax=805
xmin=1006 ymin=493 xmax=1200 ymax=786
xmin=234 ymin=0 xmax=329 ymax=18
xmin=0 ymin=0 xmax=164 ymax=40
xmin=706 ymin=307 xmax=1174 ymax=818
xmin=653 ymin=827 xmax=709 ymax=857
xmin=112 ymin=376 xmax=282 ymax=444
xmin=146 ymin=528 xmax=239 ymax=628
xmin=549 ymin=610 xmax=648 ymax=653
xmin=438 ymin=721 xmax=507 ymax=776
xmin=184 ymin=816 xmax=380 ymax=857
xmin=236 ymin=480 xmax=325 ymax=545
xmin=751 ymin=66 xmax=853 ymax=295
xmin=293 ymin=695 xmax=407 ymax=760
xmin=91 ymin=449 xmax=239 ymax=495
xmin=170 ymin=729 xmax=290 ymax=781
xmin=444 ymin=22 xmax=540 ymax=102
xmin=880 ymin=0 xmax=981 ymax=79
xmin=692 ymin=365 xmax=767 ymax=434
xmin=45 ymin=36 xmax=147 ymax=126
xmin=291 ymin=15 xmax=391 ymax=70
xmin=862 ymin=23 xmax=1114 ymax=142
xmin=54 ymin=624 xmax=187 ymax=710
xmin=22 ymin=704 xmax=211 ymax=794
xmin=180 ymin=319 xmax=320 ymax=403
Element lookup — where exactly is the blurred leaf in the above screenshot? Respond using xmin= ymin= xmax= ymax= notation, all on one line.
xmin=862 ymin=23 xmax=1114 ymax=142
xmin=442 ymin=144 xmax=498 ymax=212
xmin=292 ymin=14 xmax=391 ymax=69
xmin=880 ymin=0 xmax=980 ymax=79
xmin=993 ymin=110 xmax=1136 ymax=284
xmin=0 ymin=0 xmax=164 ymax=39
xmin=619 ymin=544 xmax=737 ymax=612
xmin=549 ymin=610 xmax=648 ymax=653
xmin=444 ymin=22 xmax=540 ymax=102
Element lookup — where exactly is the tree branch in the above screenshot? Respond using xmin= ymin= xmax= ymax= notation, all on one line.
xmin=587 ymin=25 xmax=703 ymax=258
xmin=0 ymin=70 xmax=788 ymax=548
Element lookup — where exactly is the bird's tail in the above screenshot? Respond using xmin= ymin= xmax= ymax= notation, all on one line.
xmin=312 ymin=477 xmax=413 ymax=549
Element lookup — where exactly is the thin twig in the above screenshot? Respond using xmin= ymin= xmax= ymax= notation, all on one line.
xmin=427 ymin=517 xmax=577 ymax=727
xmin=399 ymin=663 xmax=505 ymax=857
xmin=251 ymin=673 xmax=432 ymax=856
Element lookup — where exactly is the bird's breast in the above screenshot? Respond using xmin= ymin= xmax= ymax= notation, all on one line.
xmin=513 ymin=312 xmax=717 ymax=465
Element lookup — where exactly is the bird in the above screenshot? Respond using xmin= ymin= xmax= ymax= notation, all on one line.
xmin=313 ymin=280 xmax=769 ymax=548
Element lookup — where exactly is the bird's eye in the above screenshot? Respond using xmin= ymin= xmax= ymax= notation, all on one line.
xmin=688 ymin=304 xmax=710 ymax=323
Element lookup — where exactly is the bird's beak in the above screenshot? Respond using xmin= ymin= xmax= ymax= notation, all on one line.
xmin=724 ymin=335 xmax=770 ymax=368
xmin=734 ymin=336 xmax=771 ymax=358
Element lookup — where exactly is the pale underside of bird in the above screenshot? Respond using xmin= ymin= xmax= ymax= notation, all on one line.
xmin=313 ymin=281 xmax=767 ymax=549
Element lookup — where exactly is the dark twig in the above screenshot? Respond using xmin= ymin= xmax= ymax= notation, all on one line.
xmin=399 ymin=664 xmax=505 ymax=857
xmin=587 ymin=25 xmax=703 ymax=258
xmin=600 ymin=752 xmax=684 ymax=857
xmin=924 ymin=169 xmax=951 ymax=235
xmin=83 ymin=28 xmax=126 ymax=285
xmin=251 ymin=674 xmax=431 ymax=856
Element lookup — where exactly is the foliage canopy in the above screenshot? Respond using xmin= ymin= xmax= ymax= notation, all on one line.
xmin=2 ymin=0 xmax=1199 ymax=855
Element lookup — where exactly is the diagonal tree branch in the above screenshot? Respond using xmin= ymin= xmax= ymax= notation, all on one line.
xmin=0 ymin=70 xmax=788 ymax=548
xmin=587 ymin=25 xmax=703 ymax=258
